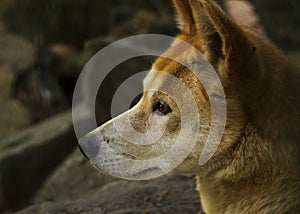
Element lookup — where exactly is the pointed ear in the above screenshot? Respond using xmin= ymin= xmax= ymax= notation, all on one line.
xmin=172 ymin=0 xmax=196 ymax=34
xmin=189 ymin=0 xmax=255 ymax=73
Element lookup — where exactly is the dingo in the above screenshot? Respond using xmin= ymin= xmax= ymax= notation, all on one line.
xmin=79 ymin=0 xmax=300 ymax=213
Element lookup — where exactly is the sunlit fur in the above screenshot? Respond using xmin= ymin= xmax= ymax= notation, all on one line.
xmin=152 ymin=0 xmax=300 ymax=213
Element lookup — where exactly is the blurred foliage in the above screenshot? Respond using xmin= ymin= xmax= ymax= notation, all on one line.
xmin=0 ymin=0 xmax=170 ymax=48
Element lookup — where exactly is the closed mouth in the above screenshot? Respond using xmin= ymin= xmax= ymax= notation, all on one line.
xmin=130 ymin=166 xmax=162 ymax=178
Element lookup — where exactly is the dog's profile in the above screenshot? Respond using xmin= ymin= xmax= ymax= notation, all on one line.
xmin=79 ymin=0 xmax=300 ymax=213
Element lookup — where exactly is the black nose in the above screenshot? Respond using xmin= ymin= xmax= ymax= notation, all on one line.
xmin=78 ymin=144 xmax=90 ymax=161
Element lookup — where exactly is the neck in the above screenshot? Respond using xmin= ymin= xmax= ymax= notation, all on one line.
xmin=196 ymin=124 xmax=300 ymax=214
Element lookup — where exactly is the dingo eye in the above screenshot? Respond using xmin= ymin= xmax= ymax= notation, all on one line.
xmin=153 ymin=100 xmax=172 ymax=115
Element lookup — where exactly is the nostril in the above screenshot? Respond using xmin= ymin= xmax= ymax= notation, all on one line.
xmin=103 ymin=137 xmax=110 ymax=144
xmin=78 ymin=145 xmax=90 ymax=161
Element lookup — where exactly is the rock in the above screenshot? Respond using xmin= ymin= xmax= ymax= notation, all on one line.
xmin=48 ymin=44 xmax=82 ymax=80
xmin=0 ymin=29 xmax=35 ymax=71
xmin=0 ymin=27 xmax=70 ymax=125
xmin=12 ymin=50 xmax=69 ymax=123
xmin=17 ymin=175 xmax=203 ymax=214
xmin=33 ymin=149 xmax=113 ymax=204
xmin=0 ymin=111 xmax=76 ymax=212
xmin=0 ymin=65 xmax=31 ymax=140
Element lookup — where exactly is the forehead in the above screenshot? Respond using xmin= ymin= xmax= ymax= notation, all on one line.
xmin=143 ymin=61 xmax=201 ymax=100
xmin=142 ymin=35 xmax=208 ymax=100
xmin=144 ymin=43 xmax=197 ymax=88
xmin=152 ymin=34 xmax=205 ymax=73
xmin=143 ymin=60 xmax=187 ymax=92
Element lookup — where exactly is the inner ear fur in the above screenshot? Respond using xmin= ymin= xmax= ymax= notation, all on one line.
xmin=189 ymin=0 xmax=223 ymax=61
xmin=199 ymin=0 xmax=255 ymax=72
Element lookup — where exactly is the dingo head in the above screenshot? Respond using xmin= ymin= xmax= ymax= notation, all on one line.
xmin=78 ymin=0 xmax=299 ymax=180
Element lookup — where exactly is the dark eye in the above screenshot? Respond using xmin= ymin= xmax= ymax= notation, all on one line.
xmin=153 ymin=100 xmax=172 ymax=115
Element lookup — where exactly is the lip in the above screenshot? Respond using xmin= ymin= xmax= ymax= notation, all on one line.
xmin=78 ymin=128 xmax=171 ymax=180
xmin=88 ymin=159 xmax=163 ymax=179
xmin=129 ymin=166 xmax=162 ymax=178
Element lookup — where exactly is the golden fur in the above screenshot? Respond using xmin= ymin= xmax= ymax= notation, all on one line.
xmin=151 ymin=0 xmax=300 ymax=213
xmin=81 ymin=0 xmax=300 ymax=213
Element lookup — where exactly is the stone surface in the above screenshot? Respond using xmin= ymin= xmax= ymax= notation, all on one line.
xmin=17 ymin=175 xmax=202 ymax=214
xmin=0 ymin=29 xmax=35 ymax=71
xmin=33 ymin=149 xmax=113 ymax=204
xmin=0 ymin=65 xmax=31 ymax=140
xmin=0 ymin=111 xmax=76 ymax=212
xmin=12 ymin=50 xmax=69 ymax=123
xmin=0 ymin=29 xmax=35 ymax=140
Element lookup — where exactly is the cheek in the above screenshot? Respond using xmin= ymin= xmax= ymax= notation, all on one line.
xmin=165 ymin=115 xmax=181 ymax=136
xmin=148 ymin=113 xmax=170 ymax=128
xmin=145 ymin=113 xmax=172 ymax=142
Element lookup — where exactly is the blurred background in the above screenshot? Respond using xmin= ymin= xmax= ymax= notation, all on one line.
xmin=0 ymin=0 xmax=299 ymax=213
